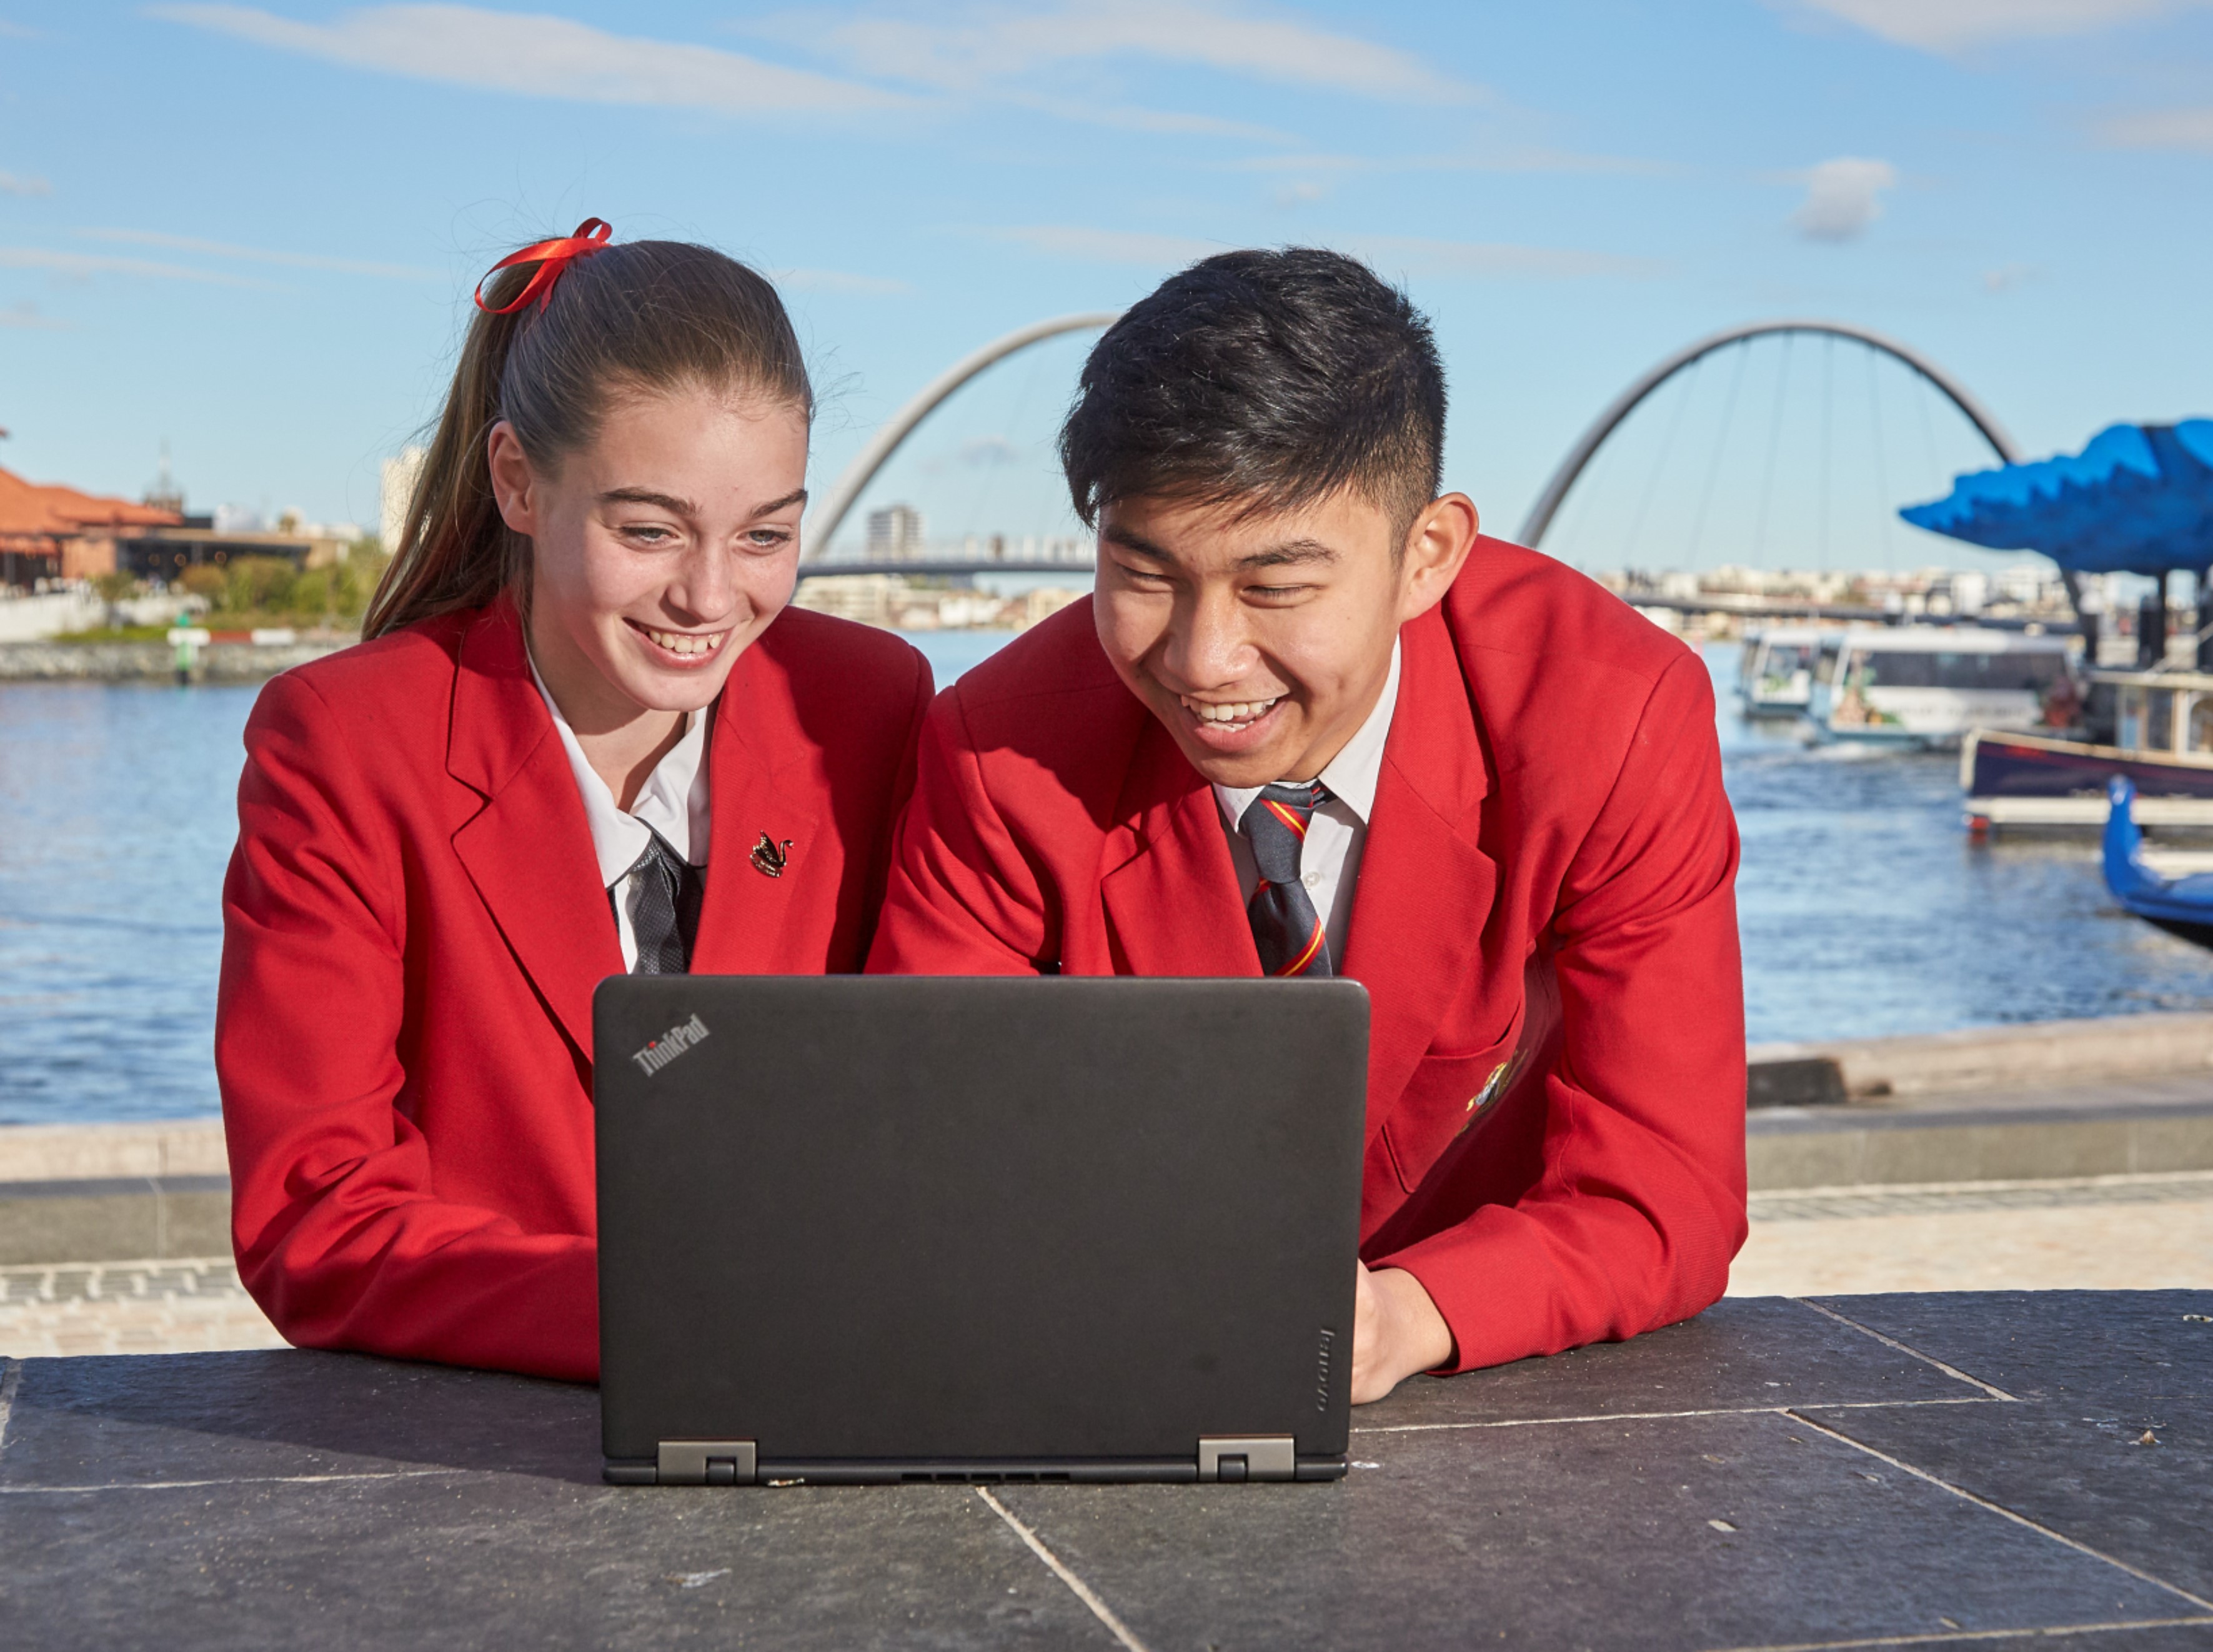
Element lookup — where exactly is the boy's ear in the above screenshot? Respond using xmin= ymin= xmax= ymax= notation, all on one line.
xmin=1395 ymin=493 xmax=1479 ymax=625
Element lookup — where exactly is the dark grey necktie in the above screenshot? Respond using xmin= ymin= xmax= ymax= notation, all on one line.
xmin=1240 ymin=781 xmax=1333 ymax=977
xmin=619 ymin=830 xmax=704 ymax=975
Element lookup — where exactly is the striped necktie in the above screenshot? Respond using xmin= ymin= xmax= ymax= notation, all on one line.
xmin=1239 ymin=781 xmax=1333 ymax=977
xmin=620 ymin=830 xmax=704 ymax=975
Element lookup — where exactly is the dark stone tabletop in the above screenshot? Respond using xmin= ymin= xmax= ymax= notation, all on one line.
xmin=4 ymin=1291 xmax=2209 ymax=1650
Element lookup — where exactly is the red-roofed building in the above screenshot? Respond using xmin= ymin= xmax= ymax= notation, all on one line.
xmin=0 ymin=467 xmax=181 ymax=587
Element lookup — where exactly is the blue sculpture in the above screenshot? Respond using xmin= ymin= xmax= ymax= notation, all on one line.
xmin=1902 ymin=420 xmax=2213 ymax=577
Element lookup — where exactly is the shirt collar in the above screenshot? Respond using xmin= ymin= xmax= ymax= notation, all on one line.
xmin=1213 ymin=635 xmax=1401 ymax=830
xmin=529 ymin=652 xmax=712 ymax=888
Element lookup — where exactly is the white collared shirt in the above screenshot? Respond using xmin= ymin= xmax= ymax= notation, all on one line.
xmin=529 ymin=657 xmax=713 ymax=972
xmin=1213 ymin=637 xmax=1400 ymax=968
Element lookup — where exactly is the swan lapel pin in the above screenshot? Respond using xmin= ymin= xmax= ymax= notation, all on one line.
xmin=750 ymin=833 xmax=794 ymax=878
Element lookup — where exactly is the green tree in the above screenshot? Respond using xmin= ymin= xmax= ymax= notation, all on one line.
xmin=226 ymin=556 xmax=299 ymax=614
xmin=178 ymin=565 xmax=227 ymax=603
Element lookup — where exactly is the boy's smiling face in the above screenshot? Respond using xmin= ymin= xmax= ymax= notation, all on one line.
xmin=1092 ymin=486 xmax=1479 ymax=789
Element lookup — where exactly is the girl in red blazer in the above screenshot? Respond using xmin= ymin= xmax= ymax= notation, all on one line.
xmin=217 ymin=225 xmax=932 ymax=1381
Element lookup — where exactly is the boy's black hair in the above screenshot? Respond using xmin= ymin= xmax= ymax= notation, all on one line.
xmin=1058 ymin=247 xmax=1446 ymax=540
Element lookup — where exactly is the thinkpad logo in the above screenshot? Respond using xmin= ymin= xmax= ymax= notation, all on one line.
xmin=631 ymin=1013 xmax=710 ymax=1077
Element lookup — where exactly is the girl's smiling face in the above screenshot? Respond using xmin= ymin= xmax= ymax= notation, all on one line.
xmin=490 ymin=384 xmax=810 ymax=735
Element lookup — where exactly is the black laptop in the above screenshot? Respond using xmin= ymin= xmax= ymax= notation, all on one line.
xmin=595 ymin=975 xmax=1368 ymax=1486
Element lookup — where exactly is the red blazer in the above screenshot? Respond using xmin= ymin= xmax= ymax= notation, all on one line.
xmin=217 ymin=596 xmax=932 ymax=1381
xmin=869 ymin=539 xmax=1746 ymax=1372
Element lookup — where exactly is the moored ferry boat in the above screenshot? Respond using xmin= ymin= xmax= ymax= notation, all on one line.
xmin=1964 ymin=667 xmax=2213 ymax=833
xmin=1738 ymin=625 xmax=1836 ymax=715
xmin=1808 ymin=626 xmax=2076 ymax=748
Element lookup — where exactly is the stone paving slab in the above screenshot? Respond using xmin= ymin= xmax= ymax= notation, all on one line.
xmin=2 ymin=1293 xmax=2209 ymax=1651
xmin=993 ymin=1412 xmax=2195 ymax=1652
xmin=0 ymin=1346 xmax=600 ymax=1487
xmin=1806 ymin=1291 xmax=2213 ymax=1406
xmin=1349 ymin=1293 xmax=1978 ymax=1430
xmin=1803 ymin=1401 xmax=2213 ymax=1604
xmin=1 ymin=1476 xmax=1110 ymax=1652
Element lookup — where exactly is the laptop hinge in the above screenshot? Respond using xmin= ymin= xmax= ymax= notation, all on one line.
xmin=1196 ymin=1436 xmax=1296 ymax=1483
xmin=657 ymin=1440 xmax=757 ymax=1485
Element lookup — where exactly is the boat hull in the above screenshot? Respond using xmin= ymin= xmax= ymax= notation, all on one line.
xmin=1964 ymin=728 xmax=2213 ymax=832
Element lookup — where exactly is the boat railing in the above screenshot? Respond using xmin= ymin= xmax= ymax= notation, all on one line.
xmin=2085 ymin=668 xmax=2213 ymax=758
xmin=2087 ymin=667 xmax=2213 ymax=692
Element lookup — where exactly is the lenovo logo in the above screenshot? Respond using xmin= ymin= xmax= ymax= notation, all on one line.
xmin=1315 ymin=1326 xmax=1335 ymax=1411
xmin=631 ymin=1013 xmax=710 ymax=1077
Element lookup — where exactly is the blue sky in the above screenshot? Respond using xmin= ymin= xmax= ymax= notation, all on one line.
xmin=2 ymin=0 xmax=2209 ymax=570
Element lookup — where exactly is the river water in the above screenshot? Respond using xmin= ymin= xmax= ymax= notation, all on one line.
xmin=5 ymin=635 xmax=2212 ymax=1125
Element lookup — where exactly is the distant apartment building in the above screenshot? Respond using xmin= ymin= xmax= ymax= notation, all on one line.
xmin=380 ymin=445 xmax=426 ymax=554
xmin=866 ymin=504 xmax=924 ymax=559
xmin=793 ymin=574 xmax=901 ymax=629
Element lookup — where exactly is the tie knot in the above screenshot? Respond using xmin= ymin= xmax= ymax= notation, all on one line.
xmin=1240 ymin=781 xmax=1330 ymax=885
xmin=1255 ymin=779 xmax=1329 ymax=824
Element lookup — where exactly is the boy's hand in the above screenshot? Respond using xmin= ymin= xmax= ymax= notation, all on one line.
xmin=1351 ymin=1262 xmax=1455 ymax=1404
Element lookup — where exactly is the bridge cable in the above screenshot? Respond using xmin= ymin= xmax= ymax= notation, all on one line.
xmin=1912 ymin=368 xmax=1943 ymax=521
xmin=1626 ymin=355 xmax=1701 ymax=565
xmin=1819 ymin=334 xmax=1835 ymax=571
xmin=956 ymin=338 xmax=1057 ymax=555
xmin=1549 ymin=384 xmax=1617 ymax=564
xmin=1752 ymin=333 xmax=1794 ymax=564
xmin=1864 ymin=344 xmax=1897 ymax=574
xmin=1683 ymin=339 xmax=1751 ymax=569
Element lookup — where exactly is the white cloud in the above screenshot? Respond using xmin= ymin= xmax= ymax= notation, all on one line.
xmin=793 ymin=1 xmax=1476 ymax=103
xmin=1794 ymin=0 xmax=2204 ymax=52
xmin=2101 ymin=106 xmax=2213 ymax=147
xmin=772 ymin=266 xmax=913 ymax=295
xmin=1228 ymin=147 xmax=1678 ymax=179
xmin=1982 ymin=262 xmax=2039 ymax=292
xmin=0 ymin=300 xmax=71 ymax=330
xmin=77 ymin=227 xmax=437 ymax=279
xmin=987 ymin=226 xmax=1658 ymax=280
xmin=0 ymin=246 xmax=276 ymax=287
xmin=1789 ymin=157 xmax=1897 ymax=242
xmin=988 ymin=225 xmax=1226 ymax=265
xmin=958 ymin=435 xmax=1020 ymax=466
xmin=149 ymin=4 xmax=913 ymax=115
xmin=998 ymin=89 xmax=1293 ymax=143
xmin=0 ymin=171 xmax=51 ymax=197
xmin=1350 ymin=235 xmax=1662 ymax=280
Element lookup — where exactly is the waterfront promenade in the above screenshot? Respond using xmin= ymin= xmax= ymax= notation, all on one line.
xmin=4 ymin=1013 xmax=2212 ymax=1359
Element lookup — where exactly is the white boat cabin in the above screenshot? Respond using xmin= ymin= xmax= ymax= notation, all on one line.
xmin=1738 ymin=625 xmax=1832 ymax=714
xmin=1808 ymin=626 xmax=2076 ymax=747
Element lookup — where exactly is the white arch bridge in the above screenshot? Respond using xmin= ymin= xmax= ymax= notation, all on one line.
xmin=798 ymin=315 xmax=2045 ymax=616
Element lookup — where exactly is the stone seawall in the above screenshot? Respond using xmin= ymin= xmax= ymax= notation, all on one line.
xmin=0 ymin=640 xmax=351 ymax=681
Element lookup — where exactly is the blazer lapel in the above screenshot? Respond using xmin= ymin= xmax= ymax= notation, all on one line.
xmin=447 ymin=599 xmax=621 ymax=1063
xmin=1098 ymin=719 xmax=1261 ymax=978
xmin=1338 ymin=608 xmax=1499 ymax=1138
xmin=688 ymin=645 xmax=822 ymax=975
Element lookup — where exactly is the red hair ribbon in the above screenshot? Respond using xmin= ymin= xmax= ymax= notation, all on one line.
xmin=473 ymin=218 xmax=613 ymax=315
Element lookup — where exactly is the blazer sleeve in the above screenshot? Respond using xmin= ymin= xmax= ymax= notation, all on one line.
xmin=1376 ymin=650 xmax=1748 ymax=1370
xmin=867 ymin=686 xmax=1053 ymax=975
xmin=217 ymin=672 xmax=600 ymax=1382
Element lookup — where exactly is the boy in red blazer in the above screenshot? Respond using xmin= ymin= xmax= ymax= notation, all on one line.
xmin=870 ymin=249 xmax=1746 ymax=1401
